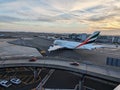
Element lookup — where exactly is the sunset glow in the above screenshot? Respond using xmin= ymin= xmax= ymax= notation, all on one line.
xmin=0 ymin=0 xmax=120 ymax=35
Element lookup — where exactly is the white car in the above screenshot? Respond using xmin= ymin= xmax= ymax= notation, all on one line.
xmin=0 ymin=80 xmax=12 ymax=87
xmin=10 ymin=78 xmax=21 ymax=84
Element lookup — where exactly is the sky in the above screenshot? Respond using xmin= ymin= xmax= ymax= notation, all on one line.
xmin=0 ymin=0 xmax=120 ymax=35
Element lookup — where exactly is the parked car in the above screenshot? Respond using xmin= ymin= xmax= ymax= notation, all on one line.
xmin=0 ymin=80 xmax=12 ymax=87
xmin=29 ymin=57 xmax=37 ymax=62
xmin=10 ymin=78 xmax=21 ymax=84
xmin=70 ymin=61 xmax=80 ymax=66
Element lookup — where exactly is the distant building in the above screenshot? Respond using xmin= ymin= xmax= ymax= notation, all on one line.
xmin=69 ymin=33 xmax=87 ymax=41
xmin=0 ymin=34 xmax=5 ymax=37
xmin=77 ymin=33 xmax=87 ymax=41
xmin=68 ymin=32 xmax=120 ymax=44
xmin=112 ymin=36 xmax=120 ymax=44
xmin=96 ymin=36 xmax=111 ymax=43
xmin=96 ymin=35 xmax=120 ymax=44
xmin=69 ymin=33 xmax=77 ymax=39
xmin=118 ymin=38 xmax=120 ymax=44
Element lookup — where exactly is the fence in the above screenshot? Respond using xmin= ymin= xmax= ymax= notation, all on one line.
xmin=106 ymin=57 xmax=120 ymax=67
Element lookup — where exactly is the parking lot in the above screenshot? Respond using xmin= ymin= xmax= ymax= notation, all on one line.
xmin=0 ymin=67 xmax=49 ymax=90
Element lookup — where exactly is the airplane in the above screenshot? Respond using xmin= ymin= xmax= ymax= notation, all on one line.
xmin=48 ymin=31 xmax=102 ymax=52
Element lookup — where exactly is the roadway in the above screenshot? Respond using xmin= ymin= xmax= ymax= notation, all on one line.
xmin=0 ymin=58 xmax=120 ymax=83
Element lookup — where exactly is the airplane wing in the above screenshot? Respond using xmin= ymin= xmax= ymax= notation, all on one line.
xmin=48 ymin=45 xmax=65 ymax=52
xmin=48 ymin=48 xmax=81 ymax=60
xmin=84 ymin=43 xmax=117 ymax=50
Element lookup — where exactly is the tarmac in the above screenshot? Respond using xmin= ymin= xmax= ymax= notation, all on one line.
xmin=9 ymin=37 xmax=120 ymax=66
xmin=0 ymin=39 xmax=42 ymax=60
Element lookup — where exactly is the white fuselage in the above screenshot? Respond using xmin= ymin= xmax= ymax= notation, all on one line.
xmin=54 ymin=40 xmax=95 ymax=50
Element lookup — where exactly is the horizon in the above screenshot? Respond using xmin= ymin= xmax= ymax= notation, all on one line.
xmin=0 ymin=29 xmax=120 ymax=36
xmin=0 ymin=0 xmax=120 ymax=35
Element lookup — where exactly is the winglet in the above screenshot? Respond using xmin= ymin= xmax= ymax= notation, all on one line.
xmin=75 ymin=31 xmax=100 ymax=48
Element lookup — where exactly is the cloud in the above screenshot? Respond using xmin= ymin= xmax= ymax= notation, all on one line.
xmin=0 ymin=16 xmax=23 ymax=23
xmin=88 ymin=14 xmax=115 ymax=21
xmin=0 ymin=0 xmax=120 ymax=34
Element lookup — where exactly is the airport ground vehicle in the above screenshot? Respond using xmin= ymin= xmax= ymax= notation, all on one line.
xmin=0 ymin=80 xmax=12 ymax=87
xmin=29 ymin=57 xmax=37 ymax=62
xmin=10 ymin=78 xmax=21 ymax=84
xmin=70 ymin=61 xmax=80 ymax=66
xmin=40 ymin=50 xmax=47 ymax=56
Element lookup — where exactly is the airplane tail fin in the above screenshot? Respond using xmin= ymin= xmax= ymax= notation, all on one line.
xmin=75 ymin=31 xmax=100 ymax=48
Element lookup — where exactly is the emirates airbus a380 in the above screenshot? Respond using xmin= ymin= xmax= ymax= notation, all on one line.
xmin=48 ymin=31 xmax=101 ymax=52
